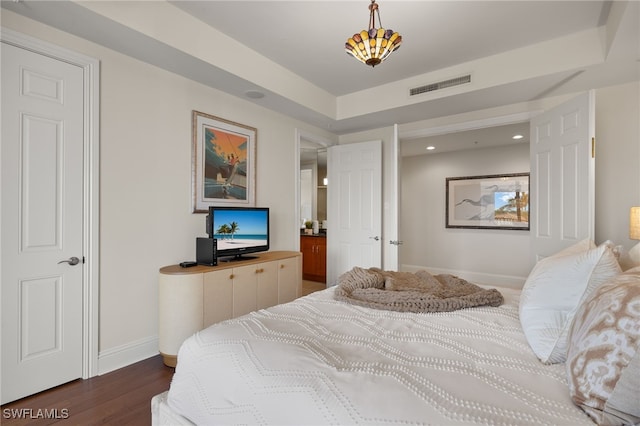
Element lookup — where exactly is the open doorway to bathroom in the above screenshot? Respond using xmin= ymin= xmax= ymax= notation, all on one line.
xmin=296 ymin=131 xmax=333 ymax=294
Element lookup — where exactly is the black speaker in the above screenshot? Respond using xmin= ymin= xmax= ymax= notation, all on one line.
xmin=196 ymin=237 xmax=217 ymax=266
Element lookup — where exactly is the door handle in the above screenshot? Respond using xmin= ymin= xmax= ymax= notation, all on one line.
xmin=369 ymin=236 xmax=380 ymax=241
xmin=58 ymin=256 xmax=80 ymax=266
xmin=389 ymin=240 xmax=404 ymax=245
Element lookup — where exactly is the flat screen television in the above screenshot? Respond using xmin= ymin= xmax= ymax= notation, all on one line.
xmin=206 ymin=206 xmax=269 ymax=261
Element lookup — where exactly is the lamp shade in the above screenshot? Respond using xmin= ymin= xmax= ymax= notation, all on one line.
xmin=345 ymin=0 xmax=402 ymax=67
xmin=630 ymin=207 xmax=640 ymax=240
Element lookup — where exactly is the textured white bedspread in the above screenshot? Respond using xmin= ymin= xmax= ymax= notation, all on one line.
xmin=167 ymin=287 xmax=593 ymax=425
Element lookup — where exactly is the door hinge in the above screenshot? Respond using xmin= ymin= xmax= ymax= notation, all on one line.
xmin=591 ymin=137 xmax=595 ymax=158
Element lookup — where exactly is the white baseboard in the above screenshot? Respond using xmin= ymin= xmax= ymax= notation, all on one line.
xmin=98 ymin=335 xmax=159 ymax=375
xmin=401 ymin=264 xmax=526 ymax=289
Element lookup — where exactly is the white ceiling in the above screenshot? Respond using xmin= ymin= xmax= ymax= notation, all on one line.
xmin=3 ymin=0 xmax=638 ymax=141
xmin=170 ymin=1 xmax=609 ymax=96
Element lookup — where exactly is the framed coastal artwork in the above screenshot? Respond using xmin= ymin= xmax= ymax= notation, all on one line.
xmin=192 ymin=111 xmax=256 ymax=212
xmin=445 ymin=173 xmax=530 ymax=230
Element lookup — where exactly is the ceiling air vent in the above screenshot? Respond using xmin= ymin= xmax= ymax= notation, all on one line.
xmin=409 ymin=74 xmax=471 ymax=96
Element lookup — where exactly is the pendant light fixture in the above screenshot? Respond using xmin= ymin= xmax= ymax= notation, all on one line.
xmin=345 ymin=0 xmax=402 ymax=67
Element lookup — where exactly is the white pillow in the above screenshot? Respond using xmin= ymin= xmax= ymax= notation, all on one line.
xmin=519 ymin=244 xmax=621 ymax=363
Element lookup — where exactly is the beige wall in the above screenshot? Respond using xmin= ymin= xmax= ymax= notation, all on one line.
xmin=594 ymin=83 xmax=640 ymax=246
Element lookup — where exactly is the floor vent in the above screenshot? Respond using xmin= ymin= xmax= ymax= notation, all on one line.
xmin=409 ymin=75 xmax=471 ymax=96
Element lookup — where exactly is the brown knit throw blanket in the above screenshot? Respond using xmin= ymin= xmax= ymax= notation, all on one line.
xmin=334 ymin=267 xmax=503 ymax=313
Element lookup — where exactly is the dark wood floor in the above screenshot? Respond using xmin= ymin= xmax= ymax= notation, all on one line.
xmin=1 ymin=355 xmax=174 ymax=425
xmin=302 ymin=279 xmax=326 ymax=296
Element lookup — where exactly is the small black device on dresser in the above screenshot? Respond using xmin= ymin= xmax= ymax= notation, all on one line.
xmin=196 ymin=237 xmax=217 ymax=266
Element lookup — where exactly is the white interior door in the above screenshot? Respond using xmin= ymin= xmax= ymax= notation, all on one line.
xmin=1 ymin=42 xmax=85 ymax=403
xmin=530 ymin=91 xmax=595 ymax=264
xmin=327 ymin=140 xmax=382 ymax=285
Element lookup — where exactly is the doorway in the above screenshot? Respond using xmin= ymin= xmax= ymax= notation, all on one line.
xmin=398 ymin=119 xmax=533 ymax=285
xmin=295 ymin=130 xmax=332 ymax=294
xmin=397 ymin=93 xmax=594 ymax=283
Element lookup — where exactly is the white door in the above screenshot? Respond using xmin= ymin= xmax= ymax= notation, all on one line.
xmin=327 ymin=140 xmax=382 ymax=285
xmin=1 ymin=42 xmax=85 ymax=403
xmin=530 ymin=91 xmax=595 ymax=264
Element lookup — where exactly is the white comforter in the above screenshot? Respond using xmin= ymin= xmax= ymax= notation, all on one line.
xmin=167 ymin=287 xmax=593 ymax=425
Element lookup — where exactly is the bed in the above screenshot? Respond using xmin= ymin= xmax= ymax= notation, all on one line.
xmin=152 ymin=241 xmax=640 ymax=425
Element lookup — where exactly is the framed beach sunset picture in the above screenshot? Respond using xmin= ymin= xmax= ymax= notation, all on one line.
xmin=192 ymin=111 xmax=256 ymax=212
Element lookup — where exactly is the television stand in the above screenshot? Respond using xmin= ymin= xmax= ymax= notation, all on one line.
xmin=158 ymin=251 xmax=302 ymax=367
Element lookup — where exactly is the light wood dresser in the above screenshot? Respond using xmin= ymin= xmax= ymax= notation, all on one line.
xmin=158 ymin=251 xmax=302 ymax=367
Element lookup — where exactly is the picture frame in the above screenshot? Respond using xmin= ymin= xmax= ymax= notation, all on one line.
xmin=192 ymin=111 xmax=256 ymax=212
xmin=446 ymin=173 xmax=530 ymax=230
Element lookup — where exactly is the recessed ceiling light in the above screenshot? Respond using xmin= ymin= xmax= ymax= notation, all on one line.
xmin=512 ymin=134 xmax=524 ymax=140
xmin=245 ymin=90 xmax=265 ymax=99
xmin=426 ymin=146 xmax=435 ymax=150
